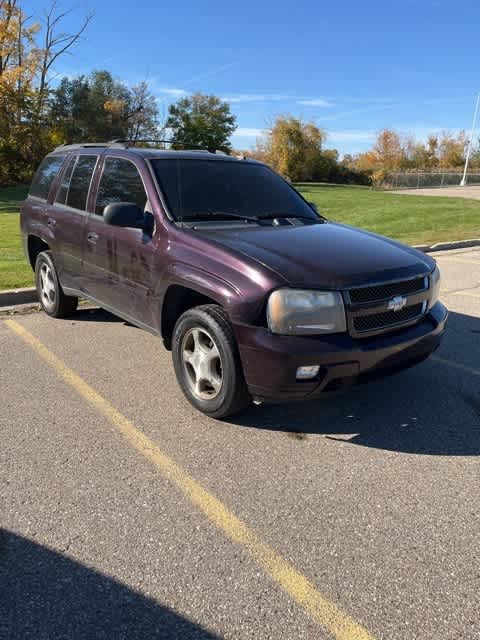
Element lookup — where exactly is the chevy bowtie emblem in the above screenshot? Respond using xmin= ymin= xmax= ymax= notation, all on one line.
xmin=387 ymin=295 xmax=407 ymax=312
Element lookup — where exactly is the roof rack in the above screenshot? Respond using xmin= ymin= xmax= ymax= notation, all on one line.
xmin=112 ymin=139 xmax=222 ymax=153
xmin=53 ymin=141 xmax=126 ymax=152
xmin=53 ymin=139 xmax=229 ymax=154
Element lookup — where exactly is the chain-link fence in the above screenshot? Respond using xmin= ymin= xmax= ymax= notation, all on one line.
xmin=381 ymin=171 xmax=480 ymax=190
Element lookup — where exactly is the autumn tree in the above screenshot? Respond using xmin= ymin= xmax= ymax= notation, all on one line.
xmin=349 ymin=150 xmax=378 ymax=173
xmin=0 ymin=0 xmax=93 ymax=185
xmin=437 ymin=131 xmax=467 ymax=168
xmin=257 ymin=116 xmax=325 ymax=181
xmin=426 ymin=135 xmax=439 ymax=167
xmin=251 ymin=116 xmax=369 ymax=184
xmin=373 ymin=129 xmax=404 ymax=170
xmin=166 ymin=93 xmax=236 ymax=152
xmin=0 ymin=0 xmax=40 ymax=183
xmin=351 ymin=128 xmax=471 ymax=181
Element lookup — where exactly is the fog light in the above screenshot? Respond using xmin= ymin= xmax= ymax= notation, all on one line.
xmin=296 ymin=365 xmax=320 ymax=380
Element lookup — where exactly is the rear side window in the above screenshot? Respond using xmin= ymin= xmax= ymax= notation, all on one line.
xmin=65 ymin=155 xmax=98 ymax=211
xmin=95 ymin=157 xmax=147 ymax=216
xmin=29 ymin=155 xmax=66 ymax=200
xmin=55 ymin=155 xmax=77 ymax=205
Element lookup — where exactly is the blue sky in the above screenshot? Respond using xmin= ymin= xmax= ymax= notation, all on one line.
xmin=25 ymin=0 xmax=480 ymax=155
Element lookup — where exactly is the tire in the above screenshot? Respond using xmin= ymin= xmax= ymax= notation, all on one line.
xmin=35 ymin=251 xmax=78 ymax=318
xmin=172 ymin=304 xmax=251 ymax=418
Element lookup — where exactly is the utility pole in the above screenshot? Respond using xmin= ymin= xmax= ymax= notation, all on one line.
xmin=460 ymin=93 xmax=480 ymax=186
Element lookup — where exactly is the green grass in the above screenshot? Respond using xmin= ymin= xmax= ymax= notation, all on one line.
xmin=0 ymin=184 xmax=32 ymax=290
xmin=1 ymin=182 xmax=480 ymax=291
xmin=296 ymin=183 xmax=480 ymax=246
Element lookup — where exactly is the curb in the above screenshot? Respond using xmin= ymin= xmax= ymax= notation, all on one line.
xmin=414 ymin=239 xmax=480 ymax=253
xmin=0 ymin=287 xmax=37 ymax=308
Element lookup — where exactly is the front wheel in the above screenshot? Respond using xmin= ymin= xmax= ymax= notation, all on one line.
xmin=172 ymin=305 xmax=251 ymax=418
xmin=35 ymin=251 xmax=78 ymax=318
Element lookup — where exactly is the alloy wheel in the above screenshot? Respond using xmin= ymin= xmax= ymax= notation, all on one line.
xmin=181 ymin=327 xmax=223 ymax=400
xmin=39 ymin=263 xmax=56 ymax=311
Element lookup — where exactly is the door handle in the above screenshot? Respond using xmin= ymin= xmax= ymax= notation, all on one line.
xmin=47 ymin=218 xmax=56 ymax=227
xmin=87 ymin=231 xmax=99 ymax=244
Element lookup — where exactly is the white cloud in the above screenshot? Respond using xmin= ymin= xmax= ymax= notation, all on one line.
xmin=343 ymin=97 xmax=398 ymax=105
xmin=184 ymin=62 xmax=236 ymax=86
xmin=222 ymin=93 xmax=333 ymax=107
xmin=297 ymin=98 xmax=332 ymax=107
xmin=233 ymin=127 xmax=264 ymax=138
xmin=221 ymin=93 xmax=291 ymax=103
xmin=159 ymin=87 xmax=188 ymax=97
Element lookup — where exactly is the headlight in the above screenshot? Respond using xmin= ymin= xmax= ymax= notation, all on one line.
xmin=267 ymin=289 xmax=346 ymax=335
xmin=429 ymin=265 xmax=441 ymax=309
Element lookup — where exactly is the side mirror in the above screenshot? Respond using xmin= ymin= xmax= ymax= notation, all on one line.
xmin=309 ymin=202 xmax=319 ymax=213
xmin=104 ymin=202 xmax=145 ymax=229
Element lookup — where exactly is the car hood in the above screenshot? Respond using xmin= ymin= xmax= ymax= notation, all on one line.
xmin=199 ymin=221 xmax=434 ymax=289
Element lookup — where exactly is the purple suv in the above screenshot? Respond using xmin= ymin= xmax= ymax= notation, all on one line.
xmin=21 ymin=143 xmax=447 ymax=417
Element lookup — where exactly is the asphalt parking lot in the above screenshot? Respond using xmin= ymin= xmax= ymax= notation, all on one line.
xmin=1 ymin=247 xmax=479 ymax=640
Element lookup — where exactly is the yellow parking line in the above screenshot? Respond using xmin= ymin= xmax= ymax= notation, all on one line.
xmin=432 ymin=355 xmax=480 ymax=377
xmin=5 ymin=319 xmax=374 ymax=640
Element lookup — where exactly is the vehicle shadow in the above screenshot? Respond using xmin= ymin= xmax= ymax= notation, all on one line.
xmin=232 ymin=310 xmax=480 ymax=456
xmin=70 ymin=307 xmax=479 ymax=456
xmin=0 ymin=529 xmax=219 ymax=639
xmin=70 ymin=306 xmax=136 ymax=327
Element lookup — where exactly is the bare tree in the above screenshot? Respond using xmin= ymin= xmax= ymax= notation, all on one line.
xmin=126 ymin=81 xmax=163 ymax=142
xmin=36 ymin=0 xmax=93 ymax=115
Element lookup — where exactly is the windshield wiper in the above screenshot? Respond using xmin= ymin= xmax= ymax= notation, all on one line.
xmin=184 ymin=210 xmax=323 ymax=224
xmin=186 ymin=210 xmax=260 ymax=223
xmin=257 ymin=212 xmax=322 ymax=222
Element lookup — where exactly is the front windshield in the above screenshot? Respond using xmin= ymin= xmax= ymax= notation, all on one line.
xmin=150 ymin=158 xmax=319 ymax=222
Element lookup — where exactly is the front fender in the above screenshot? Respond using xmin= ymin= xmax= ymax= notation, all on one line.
xmin=153 ymin=261 xmax=269 ymax=339
xmin=169 ymin=262 xmax=241 ymax=301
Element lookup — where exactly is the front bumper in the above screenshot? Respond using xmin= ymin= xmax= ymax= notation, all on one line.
xmin=234 ymin=302 xmax=448 ymax=402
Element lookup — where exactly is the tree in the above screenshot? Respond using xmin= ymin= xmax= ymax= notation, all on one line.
xmin=249 ymin=115 xmax=369 ymax=184
xmin=49 ymin=71 xmax=161 ymax=143
xmin=0 ymin=0 xmax=93 ymax=185
xmin=36 ymin=1 xmax=93 ymax=117
xmin=125 ymin=81 xmax=162 ymax=142
xmin=350 ymin=129 xmax=471 ymax=179
xmin=437 ymin=131 xmax=467 ymax=169
xmin=166 ymin=93 xmax=236 ymax=152
xmin=373 ymin=129 xmax=404 ymax=171
xmin=50 ymin=71 xmax=128 ymax=141
xmin=255 ymin=116 xmax=326 ymax=181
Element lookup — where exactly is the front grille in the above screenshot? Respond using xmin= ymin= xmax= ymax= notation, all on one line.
xmin=353 ymin=303 xmax=424 ymax=333
xmin=349 ymin=276 xmax=427 ymax=304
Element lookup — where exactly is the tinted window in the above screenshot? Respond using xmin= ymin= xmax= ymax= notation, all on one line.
xmin=151 ymin=159 xmax=317 ymax=222
xmin=66 ymin=155 xmax=98 ymax=211
xmin=54 ymin=155 xmax=76 ymax=205
xmin=29 ymin=155 xmax=66 ymax=200
xmin=95 ymin=157 xmax=147 ymax=216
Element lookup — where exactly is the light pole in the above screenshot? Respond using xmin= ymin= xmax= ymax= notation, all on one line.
xmin=460 ymin=92 xmax=480 ymax=186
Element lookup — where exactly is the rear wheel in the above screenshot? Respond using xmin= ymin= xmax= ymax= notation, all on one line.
xmin=35 ymin=251 xmax=78 ymax=318
xmin=172 ymin=305 xmax=251 ymax=418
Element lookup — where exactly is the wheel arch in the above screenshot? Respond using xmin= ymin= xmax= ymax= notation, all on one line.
xmin=160 ymin=284 xmax=222 ymax=350
xmin=27 ymin=235 xmax=50 ymax=270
